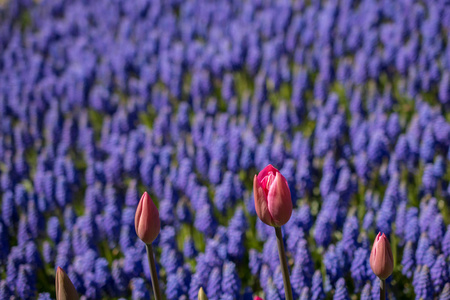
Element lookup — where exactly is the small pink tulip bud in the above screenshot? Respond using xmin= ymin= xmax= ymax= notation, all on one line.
xmin=370 ymin=232 xmax=394 ymax=280
xmin=253 ymin=164 xmax=293 ymax=227
xmin=135 ymin=191 xmax=161 ymax=244
xmin=198 ymin=287 xmax=208 ymax=300
xmin=55 ymin=267 xmax=79 ymax=300
xmin=254 ymin=296 xmax=264 ymax=300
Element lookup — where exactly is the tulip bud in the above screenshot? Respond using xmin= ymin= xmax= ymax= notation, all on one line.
xmin=370 ymin=232 xmax=394 ymax=280
xmin=198 ymin=287 xmax=208 ymax=300
xmin=253 ymin=164 xmax=292 ymax=227
xmin=135 ymin=192 xmax=161 ymax=244
xmin=254 ymin=296 xmax=264 ymax=300
xmin=55 ymin=267 xmax=79 ymax=300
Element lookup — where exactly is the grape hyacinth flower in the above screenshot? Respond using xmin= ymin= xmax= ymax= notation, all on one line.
xmin=221 ymin=261 xmax=241 ymax=299
xmin=414 ymin=266 xmax=433 ymax=300
xmin=131 ymin=278 xmax=149 ymax=300
xmin=333 ymin=278 xmax=349 ymax=300
xmin=401 ymin=242 xmax=415 ymax=278
xmin=38 ymin=293 xmax=52 ymax=300
xmin=299 ymin=287 xmax=310 ymax=300
xmin=254 ymin=164 xmax=293 ymax=300
xmin=351 ymin=248 xmax=370 ymax=292
xmin=135 ymin=192 xmax=162 ymax=300
xmin=361 ymin=283 xmax=372 ymax=300
xmin=370 ymin=233 xmax=393 ymax=300
xmin=324 ymin=245 xmax=343 ymax=289
xmin=207 ymin=267 xmax=222 ymax=300
xmin=17 ymin=264 xmax=36 ymax=299
xmin=443 ymin=225 xmax=450 ymax=258
xmin=416 ymin=234 xmax=430 ymax=266
xmin=430 ymin=254 xmax=449 ymax=294
xmin=311 ymin=270 xmax=325 ymax=300
xmin=440 ymin=283 xmax=450 ymax=300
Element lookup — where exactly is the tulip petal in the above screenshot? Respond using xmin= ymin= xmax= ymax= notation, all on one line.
xmin=253 ymin=175 xmax=273 ymax=226
xmin=135 ymin=194 xmax=144 ymax=231
xmin=383 ymin=234 xmax=394 ymax=263
xmin=257 ymin=164 xmax=279 ymax=184
xmin=267 ymin=172 xmax=292 ymax=227
xmin=56 ymin=267 xmax=79 ymax=300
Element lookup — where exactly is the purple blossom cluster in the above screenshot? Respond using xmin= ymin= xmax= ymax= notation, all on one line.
xmin=0 ymin=0 xmax=450 ymax=299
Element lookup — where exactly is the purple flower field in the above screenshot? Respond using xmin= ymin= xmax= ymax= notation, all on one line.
xmin=1 ymin=0 xmax=450 ymax=299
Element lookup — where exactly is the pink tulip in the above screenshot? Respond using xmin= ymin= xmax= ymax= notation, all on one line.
xmin=135 ymin=192 xmax=161 ymax=244
xmin=55 ymin=267 xmax=79 ymax=300
xmin=253 ymin=164 xmax=293 ymax=227
xmin=370 ymin=232 xmax=394 ymax=280
xmin=254 ymin=297 xmax=265 ymax=300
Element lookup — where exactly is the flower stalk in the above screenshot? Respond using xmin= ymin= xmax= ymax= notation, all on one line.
xmin=146 ymin=243 xmax=162 ymax=300
xmin=275 ymin=227 xmax=293 ymax=300
xmin=380 ymin=278 xmax=386 ymax=300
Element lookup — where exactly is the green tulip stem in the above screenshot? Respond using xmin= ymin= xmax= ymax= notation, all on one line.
xmin=275 ymin=227 xmax=293 ymax=300
xmin=380 ymin=278 xmax=386 ymax=300
xmin=145 ymin=244 xmax=162 ymax=300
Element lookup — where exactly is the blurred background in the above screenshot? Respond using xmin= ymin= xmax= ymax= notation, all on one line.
xmin=0 ymin=0 xmax=450 ymax=299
